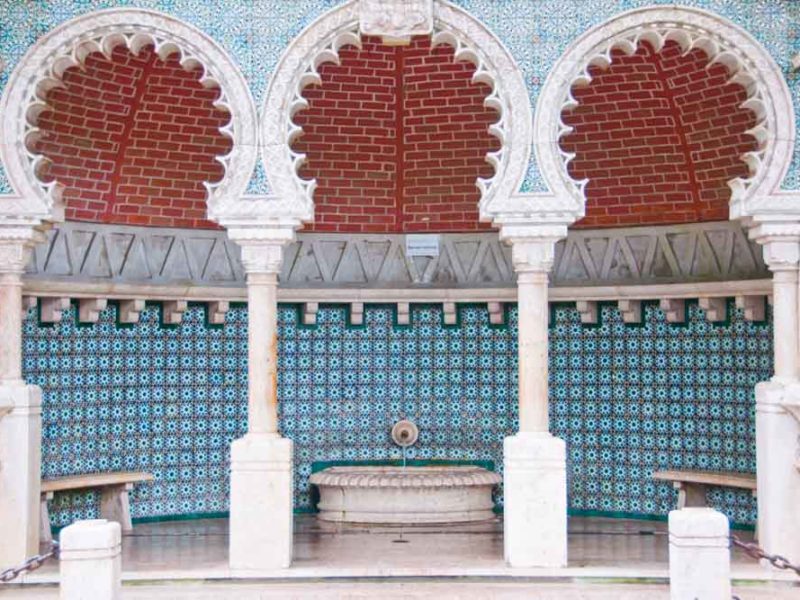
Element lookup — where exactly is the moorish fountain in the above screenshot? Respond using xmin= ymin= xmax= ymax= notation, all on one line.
xmin=309 ymin=420 xmax=502 ymax=524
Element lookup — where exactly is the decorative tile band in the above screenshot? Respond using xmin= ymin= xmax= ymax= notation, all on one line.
xmin=23 ymin=300 xmax=770 ymax=528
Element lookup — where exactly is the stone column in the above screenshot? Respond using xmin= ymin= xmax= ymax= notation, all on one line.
xmin=0 ymin=229 xmax=43 ymax=568
xmin=227 ymin=231 xmax=294 ymax=572
xmin=752 ymin=234 xmax=800 ymax=563
xmin=503 ymin=236 xmax=567 ymax=568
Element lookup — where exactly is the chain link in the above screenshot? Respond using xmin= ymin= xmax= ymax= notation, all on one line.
xmin=730 ymin=535 xmax=800 ymax=577
xmin=0 ymin=541 xmax=59 ymax=583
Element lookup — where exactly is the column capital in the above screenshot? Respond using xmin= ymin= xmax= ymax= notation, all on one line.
xmin=745 ymin=220 xmax=800 ymax=271
xmin=0 ymin=225 xmax=45 ymax=275
xmin=226 ymin=226 xmax=295 ymax=276
xmin=498 ymin=224 xmax=567 ymax=274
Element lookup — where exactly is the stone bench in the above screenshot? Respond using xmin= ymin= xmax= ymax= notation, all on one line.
xmin=652 ymin=469 xmax=757 ymax=509
xmin=40 ymin=471 xmax=154 ymax=542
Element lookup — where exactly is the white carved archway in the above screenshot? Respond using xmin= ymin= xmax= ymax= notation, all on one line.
xmin=0 ymin=8 xmax=258 ymax=227
xmin=254 ymin=0 xmax=533 ymax=229
xmin=534 ymin=6 xmax=796 ymax=225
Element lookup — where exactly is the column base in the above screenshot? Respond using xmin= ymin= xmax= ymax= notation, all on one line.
xmin=229 ymin=433 xmax=293 ymax=572
xmin=503 ymin=432 xmax=567 ymax=568
xmin=0 ymin=384 xmax=42 ymax=568
xmin=755 ymin=380 xmax=800 ymax=562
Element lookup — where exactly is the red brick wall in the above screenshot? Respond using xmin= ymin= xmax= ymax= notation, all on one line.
xmin=560 ymin=41 xmax=757 ymax=228
xmin=293 ymin=36 xmax=499 ymax=233
xmin=294 ymin=38 xmax=397 ymax=233
xmin=35 ymin=45 xmax=231 ymax=229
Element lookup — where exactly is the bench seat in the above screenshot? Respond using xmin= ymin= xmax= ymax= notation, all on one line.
xmin=40 ymin=471 xmax=153 ymax=542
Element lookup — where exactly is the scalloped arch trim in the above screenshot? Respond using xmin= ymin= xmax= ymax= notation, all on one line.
xmin=256 ymin=0 xmax=532 ymax=227
xmin=0 ymin=8 xmax=258 ymax=225
xmin=535 ymin=6 xmax=795 ymax=223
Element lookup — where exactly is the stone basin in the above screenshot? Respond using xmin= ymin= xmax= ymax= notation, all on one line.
xmin=309 ymin=465 xmax=501 ymax=524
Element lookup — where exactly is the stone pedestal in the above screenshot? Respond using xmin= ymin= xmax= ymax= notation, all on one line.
xmin=0 ymin=384 xmax=42 ymax=568
xmin=668 ymin=508 xmax=731 ymax=600
xmin=229 ymin=433 xmax=293 ymax=572
xmin=755 ymin=380 xmax=800 ymax=561
xmin=503 ymin=432 xmax=568 ymax=568
xmin=60 ymin=519 xmax=122 ymax=600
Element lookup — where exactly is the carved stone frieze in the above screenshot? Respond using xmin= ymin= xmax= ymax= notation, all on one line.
xmin=24 ymin=221 xmax=768 ymax=290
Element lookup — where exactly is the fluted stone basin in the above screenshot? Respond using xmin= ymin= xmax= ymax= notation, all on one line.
xmin=309 ymin=465 xmax=501 ymax=524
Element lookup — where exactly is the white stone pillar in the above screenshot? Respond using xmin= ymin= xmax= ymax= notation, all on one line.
xmin=668 ymin=508 xmax=731 ymax=600
xmin=0 ymin=230 xmax=43 ymax=568
xmin=227 ymin=232 xmax=294 ymax=572
xmin=60 ymin=519 xmax=121 ymax=600
xmin=752 ymin=235 xmax=800 ymax=562
xmin=503 ymin=237 xmax=567 ymax=568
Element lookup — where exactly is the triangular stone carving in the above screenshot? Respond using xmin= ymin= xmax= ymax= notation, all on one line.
xmin=203 ymin=239 xmax=237 ymax=282
xmin=333 ymin=242 xmax=367 ymax=283
xmin=83 ymin=234 xmax=113 ymax=278
xmin=45 ymin=230 xmax=72 ymax=275
xmin=161 ymin=238 xmax=193 ymax=280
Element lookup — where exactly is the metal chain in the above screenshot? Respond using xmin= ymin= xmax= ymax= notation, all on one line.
xmin=0 ymin=541 xmax=59 ymax=583
xmin=731 ymin=535 xmax=800 ymax=577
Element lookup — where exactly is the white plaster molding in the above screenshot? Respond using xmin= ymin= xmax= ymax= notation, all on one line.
xmin=78 ymin=298 xmax=107 ymax=324
xmin=618 ymin=299 xmax=642 ymax=324
xmin=443 ymin=301 xmax=457 ymax=325
xmin=20 ymin=278 xmax=773 ymax=307
xmin=659 ymin=298 xmax=686 ymax=324
xmin=735 ymin=294 xmax=767 ymax=322
xmin=397 ymin=302 xmax=411 ymax=325
xmin=118 ymin=299 xmax=145 ymax=324
xmin=487 ymin=301 xmax=505 ymax=325
xmin=359 ymin=0 xmax=433 ymax=44
xmin=575 ymin=300 xmax=598 ymax=325
xmin=39 ymin=297 xmax=70 ymax=323
xmin=0 ymin=8 xmax=258 ymax=225
xmin=257 ymin=0 xmax=532 ymax=229
xmin=350 ymin=302 xmax=365 ymax=326
xmin=536 ymin=6 xmax=795 ymax=226
xmin=303 ymin=302 xmax=319 ymax=326
xmin=162 ymin=300 xmax=187 ymax=325
xmin=207 ymin=300 xmax=230 ymax=325
xmin=698 ymin=297 xmax=727 ymax=323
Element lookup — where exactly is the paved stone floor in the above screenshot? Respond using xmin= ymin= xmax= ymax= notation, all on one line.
xmin=4 ymin=580 xmax=800 ymax=599
xmin=7 ymin=515 xmax=798 ymax=597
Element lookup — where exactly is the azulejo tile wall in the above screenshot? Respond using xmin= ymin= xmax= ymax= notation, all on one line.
xmin=22 ymin=300 xmax=770 ymax=528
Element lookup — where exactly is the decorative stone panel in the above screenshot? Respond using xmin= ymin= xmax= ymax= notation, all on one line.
xmin=25 ymin=221 xmax=768 ymax=289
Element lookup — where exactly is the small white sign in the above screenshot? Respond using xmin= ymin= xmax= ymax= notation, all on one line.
xmin=405 ymin=234 xmax=440 ymax=257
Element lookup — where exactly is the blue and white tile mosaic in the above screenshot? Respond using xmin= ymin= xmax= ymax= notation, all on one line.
xmin=0 ymin=0 xmax=798 ymax=196
xmin=22 ymin=300 xmax=770 ymax=528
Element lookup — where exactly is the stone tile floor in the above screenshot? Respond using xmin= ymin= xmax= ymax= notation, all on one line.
xmin=3 ymin=580 xmax=800 ymax=599
xmin=5 ymin=515 xmax=798 ymax=597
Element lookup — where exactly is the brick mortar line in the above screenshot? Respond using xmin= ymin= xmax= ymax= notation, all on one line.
xmin=647 ymin=47 xmax=705 ymax=222
xmin=102 ymin=50 xmax=159 ymax=223
xmin=394 ymin=46 xmax=406 ymax=233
